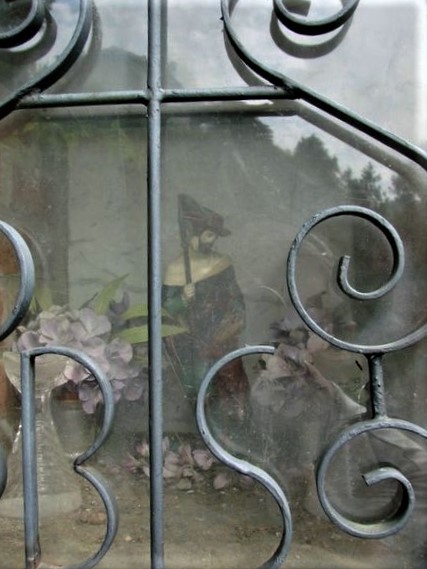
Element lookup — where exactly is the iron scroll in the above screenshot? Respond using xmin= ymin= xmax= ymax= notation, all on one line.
xmin=194 ymin=0 xmax=427 ymax=562
xmin=0 ymin=0 xmax=93 ymax=120
xmin=221 ymin=0 xmax=427 ymax=172
xmin=287 ymin=207 xmax=427 ymax=538
xmin=0 ymin=0 xmax=45 ymax=49
xmin=196 ymin=345 xmax=292 ymax=569
xmin=286 ymin=205 xmax=412 ymax=354
xmin=273 ymin=0 xmax=360 ymax=36
xmin=0 ymin=0 xmax=426 ymax=566
xmin=0 ymin=220 xmax=118 ymax=568
xmin=20 ymin=348 xmax=118 ymax=569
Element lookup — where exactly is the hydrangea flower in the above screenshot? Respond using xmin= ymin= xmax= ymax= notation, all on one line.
xmin=14 ymin=305 xmax=146 ymax=414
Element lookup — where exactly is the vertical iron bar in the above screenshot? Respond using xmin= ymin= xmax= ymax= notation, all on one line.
xmin=147 ymin=1 xmax=164 ymax=568
xmin=368 ymin=354 xmax=387 ymax=418
xmin=21 ymin=353 xmax=41 ymax=568
xmin=160 ymin=0 xmax=168 ymax=86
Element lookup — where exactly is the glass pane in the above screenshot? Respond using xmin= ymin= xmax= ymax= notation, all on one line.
xmin=0 ymin=0 xmax=426 ymax=568
xmin=159 ymin=106 xmax=427 ymax=568
xmin=0 ymin=0 xmax=80 ymax=98
xmin=0 ymin=0 xmax=148 ymax=98
xmin=166 ymin=0 xmax=426 ymax=145
xmin=0 ymin=107 xmax=148 ymax=567
xmin=51 ymin=0 xmax=148 ymax=93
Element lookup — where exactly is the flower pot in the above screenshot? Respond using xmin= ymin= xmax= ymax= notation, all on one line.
xmin=52 ymin=397 xmax=96 ymax=459
xmin=0 ymin=352 xmax=82 ymax=519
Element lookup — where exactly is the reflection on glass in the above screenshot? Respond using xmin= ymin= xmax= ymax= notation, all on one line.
xmin=0 ymin=0 xmax=148 ymax=99
xmin=52 ymin=0 xmax=148 ymax=93
xmin=0 ymin=352 xmax=81 ymax=519
xmin=159 ymin=109 xmax=427 ymax=567
xmin=0 ymin=108 xmax=150 ymax=566
xmin=166 ymin=0 xmax=426 ymax=144
xmin=0 ymin=0 xmax=426 ymax=566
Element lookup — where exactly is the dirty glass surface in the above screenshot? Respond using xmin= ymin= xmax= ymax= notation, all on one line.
xmin=0 ymin=0 xmax=148 ymax=96
xmin=0 ymin=105 xmax=148 ymax=566
xmin=51 ymin=0 xmax=148 ymax=93
xmin=166 ymin=0 xmax=427 ymax=145
xmin=160 ymin=104 xmax=427 ymax=568
xmin=0 ymin=1 xmax=426 ymax=568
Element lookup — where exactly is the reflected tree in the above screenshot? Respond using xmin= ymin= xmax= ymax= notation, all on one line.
xmin=294 ymin=134 xmax=340 ymax=188
xmin=342 ymin=162 xmax=386 ymax=211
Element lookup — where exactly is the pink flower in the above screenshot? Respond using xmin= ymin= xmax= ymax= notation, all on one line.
xmin=13 ymin=303 xmax=146 ymax=414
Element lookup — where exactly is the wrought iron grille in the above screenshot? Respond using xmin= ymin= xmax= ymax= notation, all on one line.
xmin=0 ymin=0 xmax=426 ymax=568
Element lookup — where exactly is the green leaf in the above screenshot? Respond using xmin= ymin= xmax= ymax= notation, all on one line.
xmin=117 ymin=324 xmax=187 ymax=344
xmin=117 ymin=326 xmax=149 ymax=344
xmin=29 ymin=284 xmax=54 ymax=314
xmin=161 ymin=324 xmax=188 ymax=337
xmin=93 ymin=275 xmax=128 ymax=315
xmin=122 ymin=304 xmax=175 ymax=321
xmin=122 ymin=303 xmax=149 ymax=320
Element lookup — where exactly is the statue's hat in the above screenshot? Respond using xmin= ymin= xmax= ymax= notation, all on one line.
xmin=178 ymin=194 xmax=231 ymax=237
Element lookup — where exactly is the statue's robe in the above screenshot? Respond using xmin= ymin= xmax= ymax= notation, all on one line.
xmin=163 ymin=260 xmax=247 ymax=406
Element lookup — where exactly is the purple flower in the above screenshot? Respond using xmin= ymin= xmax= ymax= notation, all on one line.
xmin=193 ymin=449 xmax=214 ymax=471
xmin=105 ymin=338 xmax=134 ymax=379
xmin=63 ymin=359 xmax=91 ymax=384
xmin=123 ymin=377 xmax=144 ymax=401
xmin=78 ymin=382 xmax=103 ymax=414
xmin=39 ymin=313 xmax=75 ymax=346
xmin=13 ymin=303 xmax=146 ymax=414
xmin=71 ymin=308 xmax=111 ymax=342
xmin=16 ymin=330 xmax=42 ymax=351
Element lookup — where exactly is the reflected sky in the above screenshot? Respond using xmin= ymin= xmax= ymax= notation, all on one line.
xmin=1 ymin=0 xmax=425 ymax=148
xmin=167 ymin=0 xmax=427 ymax=147
xmin=0 ymin=0 xmax=424 ymax=180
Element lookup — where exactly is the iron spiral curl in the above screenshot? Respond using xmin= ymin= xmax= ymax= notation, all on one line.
xmin=287 ymin=207 xmax=427 ymax=538
xmin=286 ymin=205 xmax=413 ymax=354
xmin=0 ymin=221 xmax=35 ymax=502
xmin=197 ymin=346 xmax=292 ymax=569
xmin=273 ymin=0 xmax=360 ymax=36
xmin=20 ymin=347 xmax=118 ymax=569
xmin=0 ymin=0 xmax=93 ymax=120
xmin=0 ymin=221 xmax=35 ymax=342
xmin=0 ymin=0 xmax=45 ymax=48
xmin=316 ymin=418 xmax=427 ymax=538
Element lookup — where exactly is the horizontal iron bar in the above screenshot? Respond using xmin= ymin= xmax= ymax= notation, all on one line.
xmin=17 ymin=90 xmax=150 ymax=108
xmin=17 ymin=85 xmax=292 ymax=110
xmin=12 ymin=95 xmax=427 ymax=187
xmin=161 ymin=86 xmax=295 ymax=102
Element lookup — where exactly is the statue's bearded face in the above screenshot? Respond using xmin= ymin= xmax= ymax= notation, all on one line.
xmin=197 ymin=229 xmax=217 ymax=253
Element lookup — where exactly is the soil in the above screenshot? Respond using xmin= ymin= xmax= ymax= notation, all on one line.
xmin=0 ymin=454 xmax=418 ymax=569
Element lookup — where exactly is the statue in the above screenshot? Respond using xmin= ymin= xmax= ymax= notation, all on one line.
xmin=162 ymin=194 xmax=249 ymax=422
